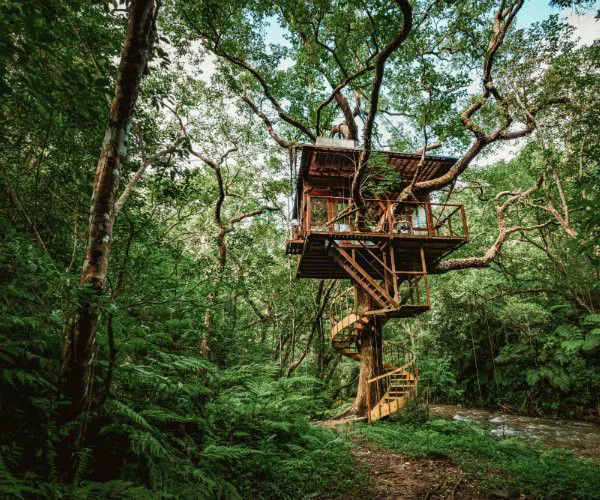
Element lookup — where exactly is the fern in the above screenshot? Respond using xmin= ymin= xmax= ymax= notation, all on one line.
xmin=202 ymin=444 xmax=263 ymax=461
xmin=110 ymin=400 xmax=157 ymax=433
xmin=70 ymin=480 xmax=151 ymax=499
xmin=129 ymin=430 xmax=170 ymax=459
xmin=72 ymin=448 xmax=92 ymax=486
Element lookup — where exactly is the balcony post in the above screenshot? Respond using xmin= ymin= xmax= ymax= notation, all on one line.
xmin=366 ymin=380 xmax=372 ymax=422
xmin=420 ymin=246 xmax=430 ymax=307
xmin=461 ymin=205 xmax=468 ymax=240
xmin=390 ymin=245 xmax=398 ymax=301
xmin=328 ymin=197 xmax=334 ymax=232
xmin=425 ymin=202 xmax=434 ymax=236
xmin=307 ymin=195 xmax=312 ymax=234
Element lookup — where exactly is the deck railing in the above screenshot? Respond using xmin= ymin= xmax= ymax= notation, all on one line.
xmin=297 ymin=195 xmax=467 ymax=240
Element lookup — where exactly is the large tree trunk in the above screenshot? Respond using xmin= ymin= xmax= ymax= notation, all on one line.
xmin=59 ymin=0 xmax=156 ymax=419
xmin=338 ymin=287 xmax=386 ymax=418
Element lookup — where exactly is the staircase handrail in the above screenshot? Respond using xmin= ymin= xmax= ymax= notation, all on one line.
xmin=367 ymin=340 xmax=416 ymax=384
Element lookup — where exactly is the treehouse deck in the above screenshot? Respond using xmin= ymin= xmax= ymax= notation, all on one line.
xmin=292 ymin=238 xmax=465 ymax=279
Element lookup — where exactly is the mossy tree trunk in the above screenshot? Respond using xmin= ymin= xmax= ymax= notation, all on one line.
xmin=58 ymin=0 xmax=158 ymax=470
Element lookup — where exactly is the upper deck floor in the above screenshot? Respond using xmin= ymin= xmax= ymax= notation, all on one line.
xmin=286 ymin=195 xmax=469 ymax=279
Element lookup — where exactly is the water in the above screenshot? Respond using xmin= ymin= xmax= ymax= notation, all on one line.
xmin=430 ymin=405 xmax=600 ymax=460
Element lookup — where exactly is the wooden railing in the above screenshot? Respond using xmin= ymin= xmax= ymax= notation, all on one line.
xmin=330 ymin=286 xmax=358 ymax=329
xmin=366 ymin=340 xmax=417 ymax=422
xmin=297 ymin=195 xmax=467 ymax=240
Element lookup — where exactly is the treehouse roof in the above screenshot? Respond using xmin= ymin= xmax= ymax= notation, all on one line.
xmin=293 ymin=143 xmax=458 ymax=217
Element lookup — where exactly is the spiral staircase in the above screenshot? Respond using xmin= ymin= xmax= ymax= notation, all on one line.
xmin=330 ymin=282 xmax=421 ymax=422
xmin=328 ymin=239 xmax=427 ymax=422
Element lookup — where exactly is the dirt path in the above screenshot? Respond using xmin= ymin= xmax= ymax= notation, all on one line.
xmin=349 ymin=437 xmax=486 ymax=499
xmin=319 ymin=420 xmax=489 ymax=499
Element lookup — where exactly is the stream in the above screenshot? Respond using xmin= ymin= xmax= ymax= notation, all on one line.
xmin=430 ymin=405 xmax=600 ymax=460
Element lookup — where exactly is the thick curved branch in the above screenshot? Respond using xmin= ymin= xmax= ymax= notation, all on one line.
xmin=433 ymin=220 xmax=553 ymax=273
xmin=333 ymin=92 xmax=359 ymax=140
xmin=351 ymin=0 xmax=413 ymax=208
xmin=394 ymin=0 xmax=566 ymax=203
xmin=484 ymin=1 xmax=524 ymax=85
xmin=433 ymin=169 xmax=550 ymax=273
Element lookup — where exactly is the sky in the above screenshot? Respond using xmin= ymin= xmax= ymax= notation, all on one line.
xmin=518 ymin=0 xmax=565 ymax=24
xmin=517 ymin=0 xmax=599 ymax=44
xmin=260 ymin=1 xmax=600 ymax=45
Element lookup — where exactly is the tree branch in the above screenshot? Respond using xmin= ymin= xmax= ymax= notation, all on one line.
xmin=189 ymin=22 xmax=316 ymax=142
xmin=351 ymin=0 xmax=413 ymax=209
xmin=433 ymin=169 xmax=552 ymax=273
xmin=1 ymin=165 xmax=49 ymax=254
xmin=240 ymin=92 xmax=291 ymax=148
xmin=286 ymin=280 xmax=336 ymax=377
xmin=114 ymin=124 xmax=178 ymax=214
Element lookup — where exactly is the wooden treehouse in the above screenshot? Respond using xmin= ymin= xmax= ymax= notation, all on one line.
xmin=285 ymin=139 xmax=469 ymax=422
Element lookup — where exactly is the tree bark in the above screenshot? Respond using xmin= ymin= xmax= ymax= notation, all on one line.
xmin=59 ymin=0 xmax=157 ymax=418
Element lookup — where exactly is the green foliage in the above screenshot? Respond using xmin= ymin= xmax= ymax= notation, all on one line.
xmin=1 ymin=0 xmax=598 ymax=498
xmin=350 ymin=419 xmax=600 ymax=499
xmin=363 ymin=152 xmax=404 ymax=198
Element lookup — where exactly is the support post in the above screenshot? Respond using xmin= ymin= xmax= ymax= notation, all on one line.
xmin=419 ymin=246 xmax=430 ymax=306
xmin=425 ymin=202 xmax=434 ymax=236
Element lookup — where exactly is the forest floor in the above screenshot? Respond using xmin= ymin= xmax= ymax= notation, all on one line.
xmin=319 ymin=405 xmax=600 ymax=499
xmin=348 ymin=437 xmax=487 ymax=499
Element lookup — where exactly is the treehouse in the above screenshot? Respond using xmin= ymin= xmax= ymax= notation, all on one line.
xmin=285 ymin=138 xmax=469 ymax=421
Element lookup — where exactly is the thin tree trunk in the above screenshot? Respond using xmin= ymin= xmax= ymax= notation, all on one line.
xmin=1 ymin=166 xmax=48 ymax=254
xmin=59 ymin=0 xmax=157 ymax=420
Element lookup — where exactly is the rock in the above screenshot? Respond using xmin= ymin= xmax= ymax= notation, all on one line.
xmin=490 ymin=425 xmax=518 ymax=438
xmin=453 ymin=414 xmax=472 ymax=422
